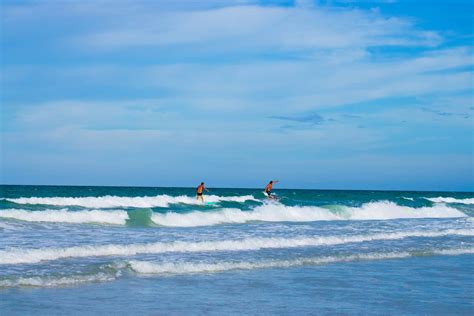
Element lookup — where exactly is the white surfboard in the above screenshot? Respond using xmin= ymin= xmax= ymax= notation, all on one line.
xmin=263 ymin=191 xmax=278 ymax=200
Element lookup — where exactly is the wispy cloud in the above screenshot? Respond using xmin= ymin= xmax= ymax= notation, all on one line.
xmin=2 ymin=1 xmax=442 ymax=55
xmin=72 ymin=4 xmax=441 ymax=52
xmin=3 ymin=47 xmax=471 ymax=114
xmin=270 ymin=113 xmax=325 ymax=125
xmin=421 ymin=107 xmax=471 ymax=119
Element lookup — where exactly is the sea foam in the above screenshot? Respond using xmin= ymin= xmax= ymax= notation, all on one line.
xmin=1 ymin=228 xmax=471 ymax=265
xmin=151 ymin=201 xmax=466 ymax=227
xmin=3 ymin=194 xmax=258 ymax=208
xmin=0 ymin=209 xmax=128 ymax=225
xmin=2 ymin=248 xmax=472 ymax=288
xmin=0 ymin=273 xmax=116 ymax=288
xmin=0 ymin=200 xmax=466 ymax=226
xmin=424 ymin=197 xmax=474 ymax=205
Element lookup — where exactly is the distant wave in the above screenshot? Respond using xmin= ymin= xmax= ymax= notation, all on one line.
xmin=2 ymin=194 xmax=258 ymax=208
xmin=0 ymin=201 xmax=466 ymax=226
xmin=151 ymin=201 xmax=466 ymax=227
xmin=1 ymin=228 xmax=472 ymax=265
xmin=2 ymin=248 xmax=473 ymax=288
xmin=424 ymin=197 xmax=474 ymax=205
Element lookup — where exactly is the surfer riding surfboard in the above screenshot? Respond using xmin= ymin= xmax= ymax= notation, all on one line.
xmin=196 ymin=182 xmax=209 ymax=203
xmin=264 ymin=180 xmax=279 ymax=200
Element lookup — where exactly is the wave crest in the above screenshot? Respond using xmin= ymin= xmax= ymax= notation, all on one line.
xmin=127 ymin=248 xmax=474 ymax=275
xmin=2 ymin=248 xmax=472 ymax=288
xmin=151 ymin=201 xmax=466 ymax=227
xmin=1 ymin=229 xmax=472 ymax=265
xmin=425 ymin=197 xmax=474 ymax=205
xmin=3 ymin=194 xmax=258 ymax=208
xmin=0 ymin=201 xmax=466 ymax=227
xmin=0 ymin=273 xmax=116 ymax=288
xmin=0 ymin=209 xmax=128 ymax=225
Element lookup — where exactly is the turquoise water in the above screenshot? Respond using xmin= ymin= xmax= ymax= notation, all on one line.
xmin=1 ymin=185 xmax=473 ymax=315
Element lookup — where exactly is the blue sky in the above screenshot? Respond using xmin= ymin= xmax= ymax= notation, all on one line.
xmin=1 ymin=0 xmax=473 ymax=191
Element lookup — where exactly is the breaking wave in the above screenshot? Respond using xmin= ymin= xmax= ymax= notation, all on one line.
xmin=151 ymin=201 xmax=466 ymax=227
xmin=0 ymin=209 xmax=128 ymax=225
xmin=0 ymin=201 xmax=467 ymax=227
xmin=425 ymin=197 xmax=474 ymax=205
xmin=340 ymin=201 xmax=466 ymax=220
xmin=1 ymin=228 xmax=472 ymax=265
xmin=2 ymin=194 xmax=258 ymax=208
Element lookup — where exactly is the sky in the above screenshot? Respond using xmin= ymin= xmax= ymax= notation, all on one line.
xmin=1 ymin=0 xmax=473 ymax=191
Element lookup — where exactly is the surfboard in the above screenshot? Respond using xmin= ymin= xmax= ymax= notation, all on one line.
xmin=205 ymin=202 xmax=217 ymax=206
xmin=263 ymin=191 xmax=278 ymax=200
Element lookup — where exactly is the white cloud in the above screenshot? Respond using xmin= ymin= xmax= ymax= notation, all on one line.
xmin=2 ymin=1 xmax=442 ymax=52
xmin=3 ymin=1 xmax=467 ymax=115
xmin=70 ymin=5 xmax=442 ymax=52
xmin=2 ymin=47 xmax=472 ymax=119
xmin=67 ymin=47 xmax=472 ymax=111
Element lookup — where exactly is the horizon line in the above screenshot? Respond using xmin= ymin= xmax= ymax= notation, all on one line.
xmin=1 ymin=183 xmax=472 ymax=194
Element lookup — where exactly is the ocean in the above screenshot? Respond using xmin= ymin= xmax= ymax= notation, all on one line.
xmin=0 ymin=185 xmax=473 ymax=315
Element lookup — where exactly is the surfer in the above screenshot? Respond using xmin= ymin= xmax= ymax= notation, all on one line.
xmin=264 ymin=180 xmax=279 ymax=199
xmin=196 ymin=182 xmax=209 ymax=203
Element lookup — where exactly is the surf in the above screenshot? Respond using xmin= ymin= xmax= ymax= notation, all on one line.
xmin=2 ymin=194 xmax=258 ymax=208
xmin=0 ymin=209 xmax=129 ymax=225
xmin=0 ymin=200 xmax=467 ymax=227
xmin=424 ymin=197 xmax=474 ymax=205
xmin=125 ymin=248 xmax=474 ymax=275
xmin=150 ymin=201 xmax=467 ymax=227
xmin=2 ymin=248 xmax=473 ymax=288
xmin=1 ymin=228 xmax=472 ymax=265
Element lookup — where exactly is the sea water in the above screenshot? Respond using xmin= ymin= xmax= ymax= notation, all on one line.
xmin=0 ymin=185 xmax=473 ymax=315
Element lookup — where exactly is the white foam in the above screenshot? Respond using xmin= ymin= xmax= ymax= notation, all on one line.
xmin=2 ymin=248 xmax=472 ymax=288
xmin=342 ymin=201 xmax=466 ymax=220
xmin=151 ymin=205 xmax=341 ymax=227
xmin=434 ymin=248 xmax=474 ymax=255
xmin=151 ymin=201 xmax=466 ymax=227
xmin=127 ymin=248 xmax=474 ymax=275
xmin=0 ymin=201 xmax=466 ymax=226
xmin=0 ymin=273 xmax=116 ymax=288
xmin=3 ymin=194 xmax=258 ymax=208
xmin=1 ymin=229 xmax=472 ymax=265
xmin=126 ymin=253 xmax=407 ymax=275
xmin=425 ymin=197 xmax=474 ymax=205
xmin=0 ymin=209 xmax=128 ymax=225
